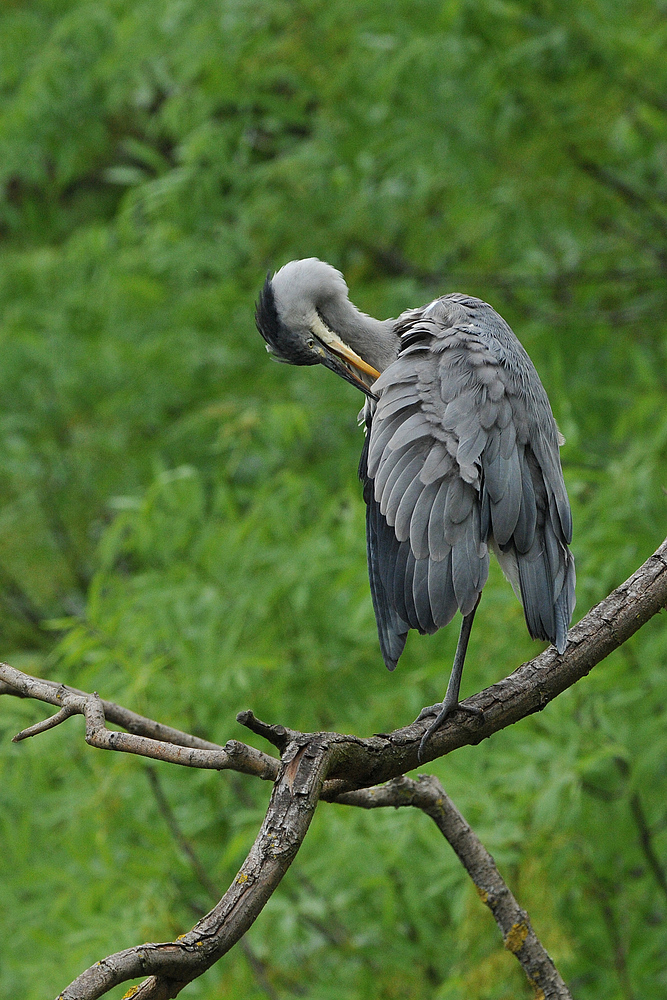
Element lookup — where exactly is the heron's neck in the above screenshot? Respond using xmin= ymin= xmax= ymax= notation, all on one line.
xmin=320 ymin=297 xmax=398 ymax=373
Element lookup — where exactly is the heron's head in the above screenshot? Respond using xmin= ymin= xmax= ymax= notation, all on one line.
xmin=255 ymin=258 xmax=380 ymax=397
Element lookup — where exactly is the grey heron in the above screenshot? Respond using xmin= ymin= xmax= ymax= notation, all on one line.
xmin=256 ymin=258 xmax=575 ymax=758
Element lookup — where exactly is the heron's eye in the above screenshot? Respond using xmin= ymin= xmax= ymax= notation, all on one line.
xmin=306 ymin=337 xmax=315 ymax=349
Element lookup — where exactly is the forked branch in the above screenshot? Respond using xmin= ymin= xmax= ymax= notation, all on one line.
xmin=1 ymin=664 xmax=278 ymax=781
xmin=1 ymin=536 xmax=666 ymax=999
xmin=57 ymin=735 xmax=330 ymax=1000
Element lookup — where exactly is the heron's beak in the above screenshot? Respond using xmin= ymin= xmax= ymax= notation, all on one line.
xmin=318 ymin=342 xmax=380 ymax=399
xmin=310 ymin=320 xmax=381 ymax=398
xmin=325 ymin=338 xmax=381 ymax=381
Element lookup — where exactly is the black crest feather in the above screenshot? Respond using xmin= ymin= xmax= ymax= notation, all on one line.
xmin=255 ymin=273 xmax=319 ymax=366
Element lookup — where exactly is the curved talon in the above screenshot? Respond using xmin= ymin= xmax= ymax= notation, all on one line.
xmin=417 ymin=702 xmax=484 ymax=763
xmin=415 ymin=701 xmax=483 ymax=724
xmin=414 ymin=703 xmax=442 ymax=724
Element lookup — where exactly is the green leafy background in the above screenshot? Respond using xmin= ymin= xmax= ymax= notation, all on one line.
xmin=0 ymin=1 xmax=666 ymax=996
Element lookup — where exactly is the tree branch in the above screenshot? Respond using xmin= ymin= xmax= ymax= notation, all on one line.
xmin=1 ymin=536 xmax=665 ymax=998
xmin=338 ymin=775 xmax=571 ymax=999
xmin=4 ymin=537 xmax=667 ymax=787
xmin=0 ymin=664 xmax=279 ymax=781
xmin=59 ymin=735 xmax=331 ymax=1000
xmin=629 ymin=791 xmax=667 ymax=906
xmin=146 ymin=768 xmax=282 ymax=1000
xmin=312 ymin=534 xmax=667 ymax=785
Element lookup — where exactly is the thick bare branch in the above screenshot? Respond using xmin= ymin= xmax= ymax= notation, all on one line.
xmin=1 ymin=537 xmax=664 ymax=999
xmin=5 ymin=537 xmax=667 ymax=788
xmin=59 ymin=736 xmax=331 ymax=1000
xmin=339 ymin=776 xmax=571 ymax=999
xmin=146 ymin=768 xmax=281 ymax=1000
xmin=321 ymin=534 xmax=667 ymax=782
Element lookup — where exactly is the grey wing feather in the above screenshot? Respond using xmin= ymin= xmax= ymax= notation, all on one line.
xmin=452 ymin=521 xmax=489 ymax=615
xmin=395 ymin=469 xmax=431 ymax=542
xmin=489 ymin=444 xmax=522 ymax=545
xmin=427 ymin=550 xmax=458 ymax=627
xmin=359 ymin=433 xmax=408 ymax=670
xmin=367 ymin=406 xmax=419 ymax=477
xmin=383 ymin=454 xmax=426 ymax=524
xmin=386 ymin=411 xmax=434 ymax=452
xmin=428 ymin=479 xmax=453 ymax=560
xmin=374 ymin=443 xmax=415 ymax=503
xmin=443 ymin=476 xmax=474 ymax=526
xmin=420 ymin=443 xmax=453 ymax=484
xmin=402 ymin=548 xmax=420 ymax=629
xmin=412 ymin=557 xmax=436 ymax=633
xmin=409 ymin=480 xmax=441 ymax=559
xmin=513 ymin=449 xmax=538 ymax=553
xmin=361 ymin=294 xmax=575 ymax=671
xmin=391 ymin=540 xmax=412 ymax=625
xmin=379 ymin=392 xmax=421 ymax=420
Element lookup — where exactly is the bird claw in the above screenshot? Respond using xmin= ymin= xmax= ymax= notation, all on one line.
xmin=415 ymin=700 xmax=484 ymax=763
xmin=414 ymin=701 xmax=483 ymax=724
xmin=414 ymin=702 xmax=445 ymax=723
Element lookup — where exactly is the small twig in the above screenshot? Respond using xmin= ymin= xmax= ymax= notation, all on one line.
xmin=13 ymin=705 xmax=75 ymax=741
xmin=236 ymin=710 xmax=297 ymax=752
xmin=1 ymin=670 xmax=222 ymax=749
xmin=629 ymin=792 xmax=667 ymax=906
xmin=0 ymin=663 xmax=222 ymax=750
xmin=338 ymin=775 xmax=571 ymax=999
xmin=0 ymin=664 xmax=279 ymax=782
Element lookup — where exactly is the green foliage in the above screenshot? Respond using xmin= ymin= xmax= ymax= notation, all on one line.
xmin=1 ymin=0 xmax=667 ymax=997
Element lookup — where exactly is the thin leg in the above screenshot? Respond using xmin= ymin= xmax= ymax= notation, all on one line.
xmin=417 ymin=595 xmax=482 ymax=762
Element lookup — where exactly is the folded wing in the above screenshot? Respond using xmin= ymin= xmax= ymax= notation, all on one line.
xmin=360 ymin=295 xmax=575 ymax=670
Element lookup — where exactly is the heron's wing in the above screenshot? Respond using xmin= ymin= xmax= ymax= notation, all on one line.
xmin=359 ymin=431 xmax=409 ymax=670
xmin=362 ymin=335 xmax=488 ymax=671
xmin=362 ymin=296 xmax=575 ymax=670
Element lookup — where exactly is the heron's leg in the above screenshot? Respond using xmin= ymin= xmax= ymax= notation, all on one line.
xmin=416 ymin=595 xmax=482 ymax=761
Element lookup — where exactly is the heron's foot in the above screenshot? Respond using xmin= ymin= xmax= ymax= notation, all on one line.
xmin=416 ymin=700 xmax=484 ymax=763
xmin=415 ymin=701 xmax=483 ymax=724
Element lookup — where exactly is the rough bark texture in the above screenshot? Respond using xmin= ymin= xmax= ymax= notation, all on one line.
xmin=59 ymin=737 xmax=330 ymax=1000
xmin=0 ymin=536 xmax=664 ymax=999
xmin=340 ymin=776 xmax=571 ymax=999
